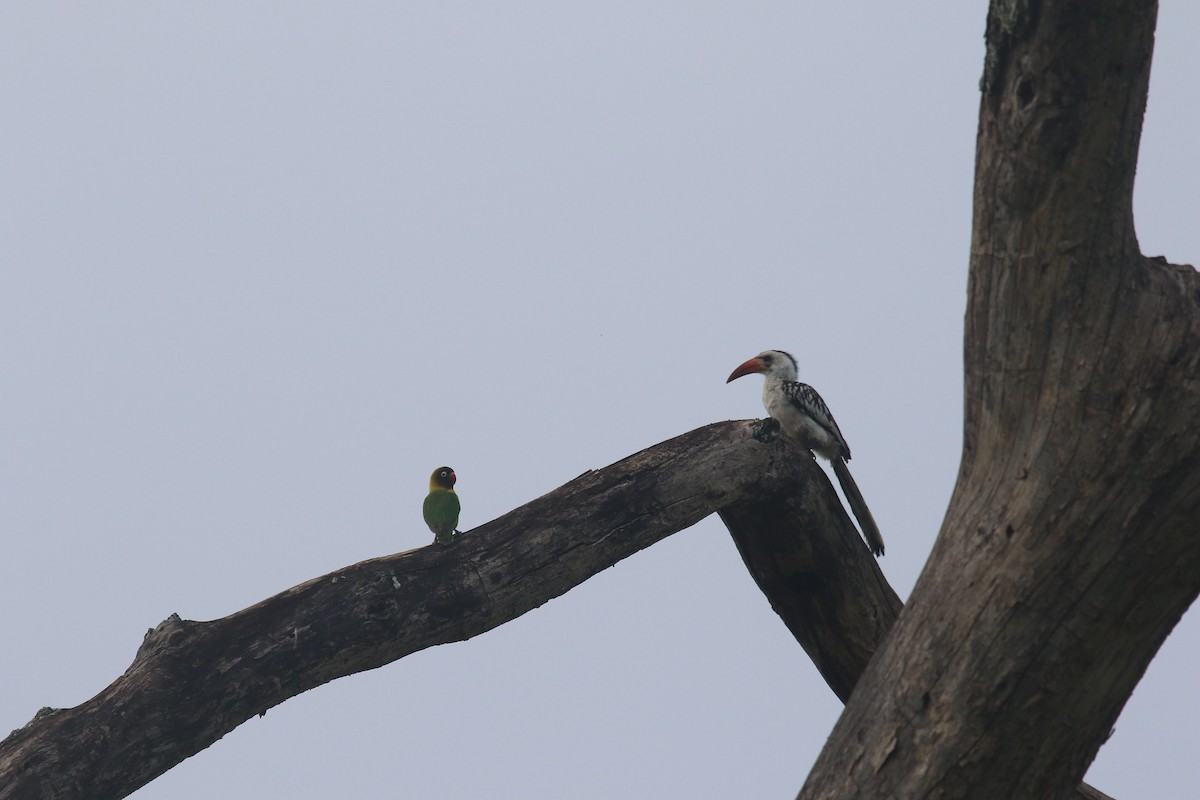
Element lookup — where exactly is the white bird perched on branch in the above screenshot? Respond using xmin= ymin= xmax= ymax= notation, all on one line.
xmin=727 ymin=349 xmax=885 ymax=557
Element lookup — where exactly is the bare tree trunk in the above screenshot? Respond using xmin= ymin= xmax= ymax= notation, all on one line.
xmin=796 ymin=1 xmax=1200 ymax=798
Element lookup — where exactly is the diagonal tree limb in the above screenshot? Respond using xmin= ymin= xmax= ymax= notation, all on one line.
xmin=0 ymin=420 xmax=876 ymax=800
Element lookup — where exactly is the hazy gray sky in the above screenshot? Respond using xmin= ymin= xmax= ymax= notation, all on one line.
xmin=2 ymin=3 xmax=1196 ymax=798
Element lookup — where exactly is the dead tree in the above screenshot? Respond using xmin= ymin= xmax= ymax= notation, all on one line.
xmin=0 ymin=1 xmax=1195 ymax=798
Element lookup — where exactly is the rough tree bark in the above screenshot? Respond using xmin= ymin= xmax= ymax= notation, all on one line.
xmin=796 ymin=1 xmax=1200 ymax=799
xmin=0 ymin=421 xmax=897 ymax=800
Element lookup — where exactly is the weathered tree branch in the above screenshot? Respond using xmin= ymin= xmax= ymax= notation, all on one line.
xmin=0 ymin=420 xmax=888 ymax=800
xmin=719 ymin=424 xmax=901 ymax=703
xmin=797 ymin=1 xmax=1200 ymax=798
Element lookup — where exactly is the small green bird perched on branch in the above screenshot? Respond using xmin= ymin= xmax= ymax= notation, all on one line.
xmin=423 ymin=466 xmax=461 ymax=544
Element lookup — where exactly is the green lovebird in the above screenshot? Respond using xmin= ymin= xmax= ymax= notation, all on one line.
xmin=423 ymin=466 xmax=461 ymax=544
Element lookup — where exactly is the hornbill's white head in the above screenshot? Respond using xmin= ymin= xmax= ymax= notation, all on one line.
xmin=726 ymin=350 xmax=798 ymax=384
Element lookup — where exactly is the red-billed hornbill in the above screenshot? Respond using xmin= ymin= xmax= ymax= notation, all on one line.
xmin=727 ymin=349 xmax=885 ymax=557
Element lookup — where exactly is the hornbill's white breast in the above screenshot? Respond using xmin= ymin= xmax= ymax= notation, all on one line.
xmin=763 ymin=377 xmax=850 ymax=462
